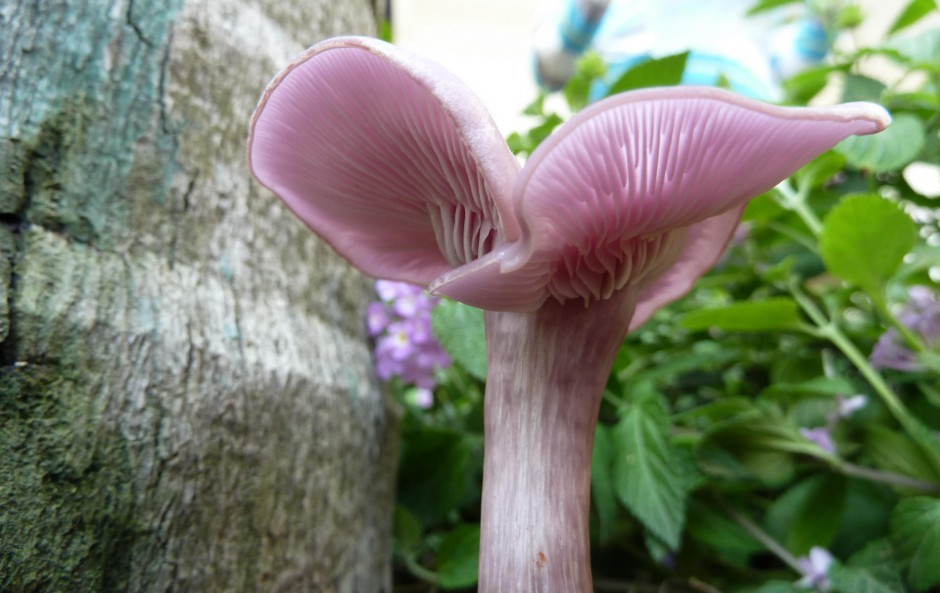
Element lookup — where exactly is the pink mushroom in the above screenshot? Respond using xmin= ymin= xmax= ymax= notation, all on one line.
xmin=248 ymin=36 xmax=889 ymax=592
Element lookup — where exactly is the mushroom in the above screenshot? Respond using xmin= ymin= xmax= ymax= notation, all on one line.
xmin=247 ymin=36 xmax=889 ymax=592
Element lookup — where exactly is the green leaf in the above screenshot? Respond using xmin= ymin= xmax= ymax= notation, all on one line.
xmin=679 ymin=298 xmax=804 ymax=332
xmin=888 ymin=0 xmax=937 ymax=35
xmin=783 ymin=65 xmax=834 ymax=104
xmin=759 ymin=376 xmax=856 ymax=401
xmin=829 ymin=539 xmax=903 ymax=593
xmin=432 ymin=299 xmax=487 ymax=380
xmin=796 ymin=151 xmax=847 ymax=190
xmin=393 ymin=506 xmax=424 ymax=553
xmin=841 ymin=74 xmax=887 ymax=103
xmin=836 ymin=113 xmax=925 ymax=172
xmin=755 ymin=581 xmax=804 ymax=593
xmin=766 ymin=473 xmax=847 ymax=555
xmin=743 ymin=191 xmax=787 ymax=221
xmin=747 ymin=0 xmax=801 ymax=15
xmin=685 ymin=499 xmax=764 ymax=566
xmin=613 ymin=387 xmax=687 ymax=549
xmin=591 ymin=424 xmax=618 ymax=545
xmin=564 ymin=52 xmax=608 ymax=110
xmin=608 ymin=52 xmax=689 ymax=95
xmin=437 ymin=524 xmax=480 ymax=589
xmin=397 ymin=428 xmax=474 ymax=525
xmin=886 ymin=27 xmax=940 ymax=70
xmin=697 ymin=409 xmax=822 ymax=486
xmin=819 ymin=194 xmax=918 ymax=296
xmin=891 ymin=497 xmax=940 ymax=591
xmin=865 ymin=424 xmax=940 ymax=486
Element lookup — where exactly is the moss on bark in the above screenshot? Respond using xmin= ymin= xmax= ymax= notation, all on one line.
xmin=0 ymin=366 xmax=135 ymax=593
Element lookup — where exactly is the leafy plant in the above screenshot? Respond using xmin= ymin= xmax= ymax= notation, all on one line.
xmin=392 ymin=2 xmax=940 ymax=590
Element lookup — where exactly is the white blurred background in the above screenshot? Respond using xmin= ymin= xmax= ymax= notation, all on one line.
xmin=392 ymin=0 xmax=939 ymax=136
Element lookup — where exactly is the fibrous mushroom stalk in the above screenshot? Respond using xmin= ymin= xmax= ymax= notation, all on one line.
xmin=479 ymin=293 xmax=637 ymax=591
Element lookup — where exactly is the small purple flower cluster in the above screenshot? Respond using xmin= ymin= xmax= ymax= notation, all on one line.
xmin=870 ymin=286 xmax=940 ymax=371
xmin=367 ymin=280 xmax=452 ymax=407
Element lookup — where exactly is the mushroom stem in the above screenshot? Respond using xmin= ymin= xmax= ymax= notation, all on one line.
xmin=480 ymin=293 xmax=636 ymax=592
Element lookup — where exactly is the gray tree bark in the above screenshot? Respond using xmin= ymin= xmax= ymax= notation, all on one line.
xmin=0 ymin=1 xmax=397 ymax=592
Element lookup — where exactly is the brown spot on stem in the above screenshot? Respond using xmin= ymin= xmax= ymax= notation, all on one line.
xmin=536 ymin=551 xmax=547 ymax=568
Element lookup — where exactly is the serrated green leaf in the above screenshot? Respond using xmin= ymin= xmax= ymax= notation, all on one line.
xmin=591 ymin=424 xmax=618 ymax=545
xmin=613 ymin=388 xmax=687 ymax=549
xmin=437 ymin=524 xmax=480 ymax=589
xmin=836 ymin=114 xmax=925 ymax=172
xmin=608 ymin=52 xmax=689 ymax=95
xmin=679 ymin=298 xmax=804 ymax=332
xmin=432 ymin=299 xmax=487 ymax=380
xmin=829 ymin=539 xmax=903 ymax=593
xmin=889 ymin=0 xmax=938 ymax=34
xmin=819 ymin=194 xmax=918 ymax=296
xmin=766 ymin=474 xmax=846 ymax=555
xmin=891 ymin=497 xmax=940 ymax=591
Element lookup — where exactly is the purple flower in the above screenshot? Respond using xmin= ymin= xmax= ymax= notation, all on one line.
xmin=871 ymin=287 xmax=940 ymax=371
xmin=796 ymin=547 xmax=834 ymax=591
xmin=834 ymin=394 xmax=867 ymax=419
xmin=366 ymin=301 xmax=391 ymax=336
xmin=368 ymin=280 xmax=452 ymax=402
xmin=800 ymin=426 xmax=836 ymax=455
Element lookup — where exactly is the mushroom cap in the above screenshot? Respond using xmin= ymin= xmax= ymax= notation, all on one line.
xmin=248 ymin=36 xmax=521 ymax=287
xmin=248 ymin=37 xmax=890 ymax=325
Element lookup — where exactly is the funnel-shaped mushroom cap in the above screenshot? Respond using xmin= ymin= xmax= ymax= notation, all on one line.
xmin=248 ymin=37 xmax=521 ymax=287
xmin=431 ymin=88 xmax=890 ymax=319
xmin=249 ymin=37 xmax=890 ymax=323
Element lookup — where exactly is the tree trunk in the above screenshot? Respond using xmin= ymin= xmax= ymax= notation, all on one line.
xmin=0 ymin=1 xmax=397 ymax=592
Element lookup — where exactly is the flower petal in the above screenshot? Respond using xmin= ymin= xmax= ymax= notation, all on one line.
xmin=248 ymin=36 xmax=520 ymax=285
xmin=503 ymin=86 xmax=890 ymax=305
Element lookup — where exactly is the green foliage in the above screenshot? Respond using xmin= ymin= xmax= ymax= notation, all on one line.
xmin=680 ymin=298 xmax=805 ymax=332
xmin=432 ymin=299 xmax=488 ymax=380
xmin=393 ymin=5 xmax=940 ymax=591
xmin=612 ymin=386 xmax=688 ymax=549
xmin=891 ymin=497 xmax=940 ymax=591
xmin=607 ymin=52 xmax=690 ymax=95
xmin=836 ymin=114 xmax=925 ymax=172
xmin=437 ymin=524 xmax=481 ymax=589
xmin=819 ymin=194 xmax=919 ymax=297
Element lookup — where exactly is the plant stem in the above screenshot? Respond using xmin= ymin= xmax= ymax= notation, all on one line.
xmin=479 ymin=294 xmax=636 ymax=593
xmin=790 ymin=280 xmax=917 ymax=433
xmin=838 ymin=461 xmax=940 ymax=494
xmin=774 ymin=180 xmax=823 ymax=236
xmin=715 ymin=495 xmax=804 ymax=575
